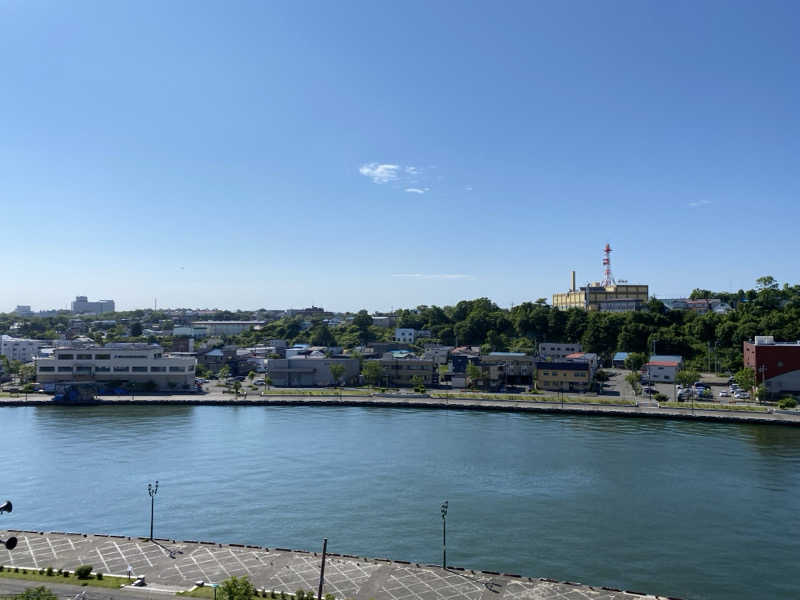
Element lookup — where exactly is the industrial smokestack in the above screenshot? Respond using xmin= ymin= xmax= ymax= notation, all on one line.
xmin=571 ymin=270 xmax=576 ymax=292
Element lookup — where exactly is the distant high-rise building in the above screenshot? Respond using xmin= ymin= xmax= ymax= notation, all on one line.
xmin=71 ymin=296 xmax=115 ymax=314
xmin=13 ymin=305 xmax=33 ymax=316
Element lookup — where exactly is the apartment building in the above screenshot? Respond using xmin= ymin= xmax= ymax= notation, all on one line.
xmin=0 ymin=335 xmax=46 ymax=363
xmin=480 ymin=352 xmax=535 ymax=386
xmin=35 ymin=343 xmax=197 ymax=391
xmin=643 ymin=354 xmax=683 ymax=383
xmin=743 ymin=336 xmax=800 ymax=394
xmin=191 ymin=321 xmax=264 ymax=336
xmin=535 ymin=360 xmax=592 ymax=392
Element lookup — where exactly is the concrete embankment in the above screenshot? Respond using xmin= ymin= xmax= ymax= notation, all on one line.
xmin=0 ymin=530 xmax=674 ymax=600
xmin=2 ymin=392 xmax=800 ymax=426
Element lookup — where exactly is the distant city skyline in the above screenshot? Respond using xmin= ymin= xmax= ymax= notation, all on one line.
xmin=3 ymin=1 xmax=799 ymax=312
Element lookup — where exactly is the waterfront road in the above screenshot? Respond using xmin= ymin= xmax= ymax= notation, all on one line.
xmin=1 ymin=531 xmax=671 ymax=600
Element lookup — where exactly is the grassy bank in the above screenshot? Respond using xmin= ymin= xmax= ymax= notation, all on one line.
xmin=0 ymin=566 xmax=128 ymax=589
xmin=430 ymin=392 xmax=636 ymax=406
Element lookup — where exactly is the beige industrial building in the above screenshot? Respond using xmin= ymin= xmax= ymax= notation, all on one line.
xmin=552 ymin=270 xmax=648 ymax=311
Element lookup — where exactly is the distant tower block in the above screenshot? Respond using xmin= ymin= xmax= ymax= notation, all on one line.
xmin=600 ymin=243 xmax=616 ymax=287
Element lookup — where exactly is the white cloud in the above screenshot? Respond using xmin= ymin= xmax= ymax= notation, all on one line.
xmin=359 ymin=163 xmax=400 ymax=184
xmin=465 ymin=185 xmax=473 ymax=191
xmin=404 ymin=187 xmax=430 ymax=194
xmin=392 ymin=273 xmax=474 ymax=280
xmin=688 ymin=199 xmax=712 ymax=208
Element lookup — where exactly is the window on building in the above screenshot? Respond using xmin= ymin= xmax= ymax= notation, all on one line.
xmin=39 ymin=366 xmax=55 ymax=372
xmin=57 ymin=354 xmax=74 ymax=360
xmin=75 ymin=366 xmax=91 ymax=373
xmin=150 ymin=366 xmax=166 ymax=372
xmin=95 ymin=367 xmax=110 ymax=373
xmin=57 ymin=366 xmax=73 ymax=372
xmin=76 ymin=354 xmax=92 ymax=360
xmin=95 ymin=354 xmax=111 ymax=360
xmin=132 ymin=366 xmax=148 ymax=373
xmin=169 ymin=366 xmax=185 ymax=372
xmin=113 ymin=366 xmax=130 ymax=372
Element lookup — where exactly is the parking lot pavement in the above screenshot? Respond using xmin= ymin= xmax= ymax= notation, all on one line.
xmin=0 ymin=531 xmax=669 ymax=600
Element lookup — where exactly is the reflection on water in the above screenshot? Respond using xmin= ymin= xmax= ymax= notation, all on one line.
xmin=3 ymin=406 xmax=800 ymax=600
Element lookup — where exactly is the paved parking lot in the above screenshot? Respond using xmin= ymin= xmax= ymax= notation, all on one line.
xmin=1 ymin=531 xmax=669 ymax=600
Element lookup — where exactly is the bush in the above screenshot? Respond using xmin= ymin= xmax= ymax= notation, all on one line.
xmin=22 ymin=569 xmax=27 ymax=574
xmin=46 ymin=567 xmax=54 ymax=576
xmin=14 ymin=567 xmax=19 ymax=573
xmin=654 ymin=392 xmax=668 ymax=402
xmin=56 ymin=569 xmax=62 ymax=575
xmin=39 ymin=569 xmax=44 ymax=575
xmin=96 ymin=572 xmax=103 ymax=580
xmin=296 ymin=591 xmax=305 ymax=600
xmin=75 ymin=565 xmax=93 ymax=580
xmin=325 ymin=594 xmax=335 ymax=600
xmin=0 ymin=565 xmax=4 ymax=572
xmin=778 ymin=397 xmax=797 ymax=409
xmin=63 ymin=571 xmax=70 ymax=577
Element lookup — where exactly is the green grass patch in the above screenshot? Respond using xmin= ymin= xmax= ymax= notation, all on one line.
xmin=430 ymin=392 xmax=635 ymax=406
xmin=258 ymin=389 xmax=372 ymax=397
xmin=0 ymin=568 xmax=128 ymax=589
xmin=178 ymin=588 xmax=295 ymax=600
xmin=660 ymin=401 xmax=769 ymax=413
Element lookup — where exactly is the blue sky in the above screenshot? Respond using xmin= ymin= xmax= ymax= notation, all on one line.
xmin=2 ymin=1 xmax=799 ymax=312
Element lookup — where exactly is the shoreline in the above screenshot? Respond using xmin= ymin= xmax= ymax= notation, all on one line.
xmin=1 ymin=392 xmax=799 ymax=426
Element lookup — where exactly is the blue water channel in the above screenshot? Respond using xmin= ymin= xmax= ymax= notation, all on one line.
xmin=2 ymin=405 xmax=799 ymax=599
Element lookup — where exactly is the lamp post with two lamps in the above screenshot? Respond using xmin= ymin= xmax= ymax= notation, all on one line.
xmin=147 ymin=481 xmax=159 ymax=540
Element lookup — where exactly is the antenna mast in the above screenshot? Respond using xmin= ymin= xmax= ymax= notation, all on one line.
xmin=600 ymin=243 xmax=616 ymax=286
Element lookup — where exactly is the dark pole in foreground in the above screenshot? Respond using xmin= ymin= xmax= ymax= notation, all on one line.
xmin=147 ymin=480 xmax=159 ymax=540
xmin=440 ymin=500 xmax=448 ymax=568
xmin=317 ymin=538 xmax=328 ymax=600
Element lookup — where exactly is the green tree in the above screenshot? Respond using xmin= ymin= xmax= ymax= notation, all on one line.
xmin=19 ymin=363 xmax=36 ymax=383
xmin=232 ymin=380 xmax=242 ymax=396
xmin=352 ymin=310 xmax=373 ymax=342
xmin=466 ymin=363 xmax=482 ymax=388
xmin=623 ymin=352 xmax=649 ymax=372
xmin=756 ymin=383 xmax=768 ymax=403
xmin=329 ymin=363 xmax=345 ymax=386
xmin=310 ymin=324 xmax=337 ymax=347
xmin=734 ymin=367 xmax=755 ymax=392
xmin=264 ymin=376 xmax=272 ymax=390
xmin=362 ymin=360 xmax=383 ymax=386
xmin=218 ymin=364 xmax=231 ymax=379
xmin=130 ymin=322 xmax=143 ymax=337
xmin=247 ymin=370 xmax=255 ymax=382
xmin=411 ymin=375 xmax=425 ymax=393
xmin=220 ymin=576 xmax=256 ymax=600
xmin=624 ymin=371 xmax=641 ymax=396
xmin=675 ymin=369 xmax=700 ymax=390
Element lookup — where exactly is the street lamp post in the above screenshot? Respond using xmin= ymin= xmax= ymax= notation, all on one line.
xmin=440 ymin=500 xmax=448 ymax=569
xmin=147 ymin=481 xmax=159 ymax=540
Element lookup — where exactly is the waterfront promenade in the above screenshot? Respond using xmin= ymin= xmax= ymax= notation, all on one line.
xmin=2 ymin=391 xmax=799 ymax=426
xmin=1 ymin=531 xmax=672 ymax=600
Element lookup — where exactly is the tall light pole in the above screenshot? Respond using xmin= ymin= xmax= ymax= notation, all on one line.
xmin=440 ymin=500 xmax=448 ymax=569
xmin=147 ymin=481 xmax=159 ymax=540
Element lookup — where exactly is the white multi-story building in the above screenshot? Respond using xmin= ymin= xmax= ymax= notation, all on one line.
xmin=71 ymin=296 xmax=115 ymax=314
xmin=35 ymin=343 xmax=196 ymax=391
xmin=538 ymin=342 xmax=583 ymax=360
xmin=13 ymin=305 xmax=33 ymax=316
xmin=0 ymin=335 xmax=47 ymax=363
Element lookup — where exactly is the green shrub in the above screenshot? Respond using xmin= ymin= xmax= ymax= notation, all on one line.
xmin=280 ymin=593 xmax=286 ymax=600
xmin=325 ymin=594 xmax=335 ymax=600
xmin=46 ymin=567 xmax=53 ymax=576
xmin=778 ymin=397 xmax=798 ymax=409
xmin=14 ymin=567 xmax=19 ymax=573
xmin=22 ymin=569 xmax=27 ymax=574
xmin=63 ymin=571 xmax=70 ymax=577
xmin=75 ymin=565 xmax=93 ymax=580
xmin=56 ymin=569 xmax=62 ymax=575
xmin=654 ymin=392 xmax=668 ymax=402
xmin=96 ymin=572 xmax=103 ymax=580
xmin=38 ymin=569 xmax=44 ymax=575
xmin=296 ymin=591 xmax=305 ymax=600
xmin=0 ymin=566 xmax=4 ymax=572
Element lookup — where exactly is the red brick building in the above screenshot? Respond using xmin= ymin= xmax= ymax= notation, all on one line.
xmin=743 ymin=336 xmax=800 ymax=395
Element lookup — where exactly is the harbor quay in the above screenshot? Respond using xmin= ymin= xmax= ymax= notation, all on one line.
xmin=1 ymin=531 xmax=673 ymax=600
xmin=1 ymin=392 xmax=800 ymax=426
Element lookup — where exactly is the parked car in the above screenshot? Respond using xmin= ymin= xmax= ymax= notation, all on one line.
xmin=253 ymin=379 xmax=265 ymax=386
xmin=642 ymin=386 xmax=656 ymax=394
xmin=719 ymin=390 xmax=729 ymax=397
xmin=694 ymin=382 xmax=708 ymax=389
xmin=734 ymin=391 xmax=750 ymax=399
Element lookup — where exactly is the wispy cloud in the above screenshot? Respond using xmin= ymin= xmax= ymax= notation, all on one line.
xmin=359 ymin=163 xmax=400 ymax=184
xmin=404 ymin=187 xmax=429 ymax=194
xmin=688 ymin=199 xmax=712 ymax=208
xmin=465 ymin=185 xmax=473 ymax=192
xmin=392 ymin=273 xmax=475 ymax=280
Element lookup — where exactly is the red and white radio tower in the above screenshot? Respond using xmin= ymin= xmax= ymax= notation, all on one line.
xmin=600 ymin=243 xmax=616 ymax=286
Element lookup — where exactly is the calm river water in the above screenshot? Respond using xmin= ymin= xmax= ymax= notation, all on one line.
xmin=2 ymin=406 xmax=799 ymax=599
